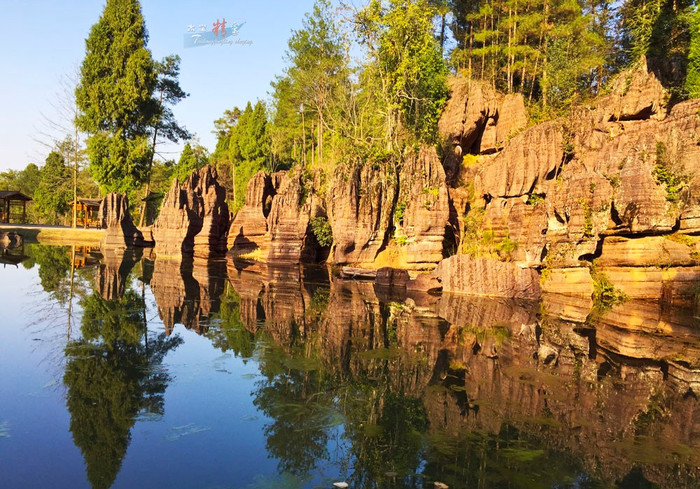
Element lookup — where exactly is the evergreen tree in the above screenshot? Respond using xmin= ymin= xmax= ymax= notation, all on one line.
xmin=64 ymin=290 xmax=182 ymax=489
xmin=171 ymin=142 xmax=207 ymax=183
xmin=34 ymin=151 xmax=73 ymax=224
xmin=228 ymin=101 xmax=269 ymax=211
xmin=75 ymin=0 xmax=158 ymax=194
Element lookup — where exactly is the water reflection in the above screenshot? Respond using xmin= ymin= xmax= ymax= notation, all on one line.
xmin=149 ymin=257 xmax=227 ymax=335
xmin=66 ymin=285 xmax=182 ymax=489
xmin=6 ymin=245 xmax=700 ymax=488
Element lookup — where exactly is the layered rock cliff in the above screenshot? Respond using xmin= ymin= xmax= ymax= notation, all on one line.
xmin=228 ymin=58 xmax=700 ymax=309
xmin=153 ymin=165 xmax=230 ymax=259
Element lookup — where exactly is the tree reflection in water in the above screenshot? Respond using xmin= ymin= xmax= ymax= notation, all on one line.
xmin=64 ymin=282 xmax=182 ymax=489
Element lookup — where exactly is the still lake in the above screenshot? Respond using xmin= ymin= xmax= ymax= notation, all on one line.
xmin=0 ymin=243 xmax=698 ymax=489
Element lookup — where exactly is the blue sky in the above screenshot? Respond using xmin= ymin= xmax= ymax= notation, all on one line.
xmin=0 ymin=0 xmax=321 ymax=171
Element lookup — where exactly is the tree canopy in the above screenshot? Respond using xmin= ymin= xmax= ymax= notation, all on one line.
xmin=75 ymin=0 xmax=158 ymax=194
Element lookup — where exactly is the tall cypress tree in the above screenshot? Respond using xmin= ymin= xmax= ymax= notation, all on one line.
xmin=75 ymin=0 xmax=158 ymax=194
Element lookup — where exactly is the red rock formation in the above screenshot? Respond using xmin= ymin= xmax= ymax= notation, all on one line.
xmin=266 ymin=169 xmax=321 ymax=264
xmin=327 ymin=161 xmax=397 ymax=266
xmin=438 ymin=77 xmax=527 ymax=184
xmin=228 ymin=171 xmax=276 ymax=254
xmin=153 ymin=165 xmax=229 ymax=259
xmin=98 ymin=193 xmax=145 ymax=249
xmin=394 ymin=146 xmax=451 ymax=269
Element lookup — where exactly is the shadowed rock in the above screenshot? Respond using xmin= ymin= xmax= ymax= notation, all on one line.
xmin=99 ymin=193 xmax=145 ymax=249
xmin=153 ymin=165 xmax=229 ymax=259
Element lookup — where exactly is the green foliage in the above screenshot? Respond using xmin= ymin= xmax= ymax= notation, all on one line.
xmin=526 ymin=193 xmax=545 ymax=205
xmin=33 ymin=151 xmax=73 ymax=224
xmin=653 ymin=141 xmax=688 ymax=203
xmin=309 ymin=216 xmax=333 ymax=247
xmin=171 ymin=143 xmax=206 ymax=183
xmin=206 ymin=288 xmax=256 ymax=358
xmin=449 ymin=0 xmax=607 ymax=109
xmin=591 ymin=264 xmax=628 ymax=312
xmin=357 ymin=0 xmax=449 ymax=145
xmin=461 ymin=208 xmax=518 ymax=260
xmin=75 ymin=0 xmax=158 ymax=193
xmin=214 ymin=101 xmax=270 ymax=212
xmin=269 ymin=0 xmax=348 ymax=168
xmin=687 ymin=8 xmax=700 ymax=98
xmin=394 ymin=201 xmax=407 ymax=225
xmin=620 ymin=0 xmax=696 ymax=95
xmin=65 ymin=289 xmax=181 ymax=489
xmin=580 ymin=200 xmax=594 ymax=236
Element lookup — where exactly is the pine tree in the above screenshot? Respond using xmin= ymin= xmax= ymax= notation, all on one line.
xmin=75 ymin=0 xmax=158 ymax=194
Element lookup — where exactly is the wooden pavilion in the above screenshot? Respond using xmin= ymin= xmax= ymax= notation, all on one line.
xmin=0 ymin=191 xmax=32 ymax=223
xmin=70 ymin=198 xmax=102 ymax=228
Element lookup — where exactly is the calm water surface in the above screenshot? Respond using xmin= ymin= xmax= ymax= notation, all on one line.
xmin=0 ymin=243 xmax=698 ymax=489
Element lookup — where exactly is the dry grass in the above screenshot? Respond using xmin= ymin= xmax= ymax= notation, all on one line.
xmin=0 ymin=225 xmax=103 ymax=246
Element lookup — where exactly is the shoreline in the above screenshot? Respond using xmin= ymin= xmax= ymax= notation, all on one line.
xmin=0 ymin=224 xmax=104 ymax=246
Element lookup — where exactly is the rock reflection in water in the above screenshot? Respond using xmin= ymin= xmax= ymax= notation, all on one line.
xmin=212 ymin=259 xmax=700 ymax=489
xmin=149 ymin=257 xmax=227 ymax=335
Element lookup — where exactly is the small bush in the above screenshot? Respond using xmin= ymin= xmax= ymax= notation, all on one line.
xmin=591 ymin=265 xmax=628 ymax=312
xmin=526 ymin=193 xmax=545 ymax=205
xmin=653 ymin=142 xmax=688 ymax=204
xmin=310 ymin=216 xmax=333 ymax=247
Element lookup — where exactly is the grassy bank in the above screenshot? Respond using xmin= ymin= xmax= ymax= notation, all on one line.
xmin=0 ymin=224 xmax=103 ymax=246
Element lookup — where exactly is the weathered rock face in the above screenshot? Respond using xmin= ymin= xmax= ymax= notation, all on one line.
xmin=228 ymin=171 xmax=276 ymax=254
xmin=438 ymin=77 xmax=527 ymax=184
xmin=267 ymin=169 xmax=324 ymax=264
xmin=327 ymin=161 xmax=397 ymax=266
xmin=433 ymin=255 xmax=541 ymax=299
xmin=447 ymin=58 xmax=700 ymax=304
xmin=192 ymin=166 xmax=230 ymax=258
xmin=99 ymin=193 xmax=145 ymax=249
xmin=227 ymin=169 xmax=328 ymax=264
xmin=604 ymin=57 xmax=666 ymax=122
xmin=153 ymin=165 xmax=229 ymax=259
xmin=393 ymin=146 xmax=451 ymax=269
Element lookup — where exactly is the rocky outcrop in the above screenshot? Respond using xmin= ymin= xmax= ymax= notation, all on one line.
xmin=153 ymin=165 xmax=229 ymax=259
xmin=328 ymin=161 xmax=397 ymax=266
xmin=433 ymin=255 xmax=541 ymax=299
xmin=98 ymin=193 xmax=145 ymax=249
xmin=447 ymin=58 xmax=700 ymax=304
xmin=267 ymin=169 xmax=325 ymax=264
xmin=228 ymin=171 xmax=276 ymax=254
xmin=393 ymin=146 xmax=451 ymax=269
xmin=439 ymin=78 xmax=528 ymax=184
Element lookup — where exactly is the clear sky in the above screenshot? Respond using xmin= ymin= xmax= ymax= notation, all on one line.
xmin=0 ymin=0 xmax=321 ymax=172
